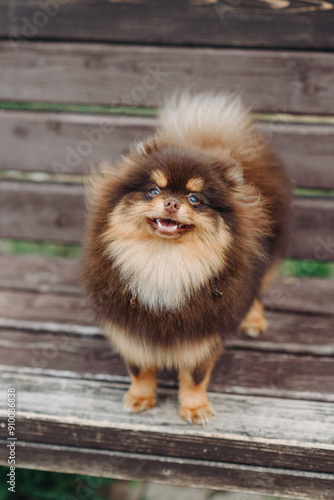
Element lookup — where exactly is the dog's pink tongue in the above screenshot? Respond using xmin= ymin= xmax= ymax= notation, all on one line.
xmin=157 ymin=218 xmax=178 ymax=232
xmin=161 ymin=219 xmax=175 ymax=227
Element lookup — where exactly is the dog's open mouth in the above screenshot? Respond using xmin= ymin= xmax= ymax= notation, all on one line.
xmin=148 ymin=218 xmax=192 ymax=235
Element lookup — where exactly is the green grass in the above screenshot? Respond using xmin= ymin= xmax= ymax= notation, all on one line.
xmin=0 ymin=467 xmax=113 ymax=500
xmin=0 ymin=239 xmax=82 ymax=259
xmin=284 ymin=258 xmax=334 ymax=279
xmin=295 ymin=187 xmax=334 ymax=197
xmin=0 ymin=101 xmax=157 ymax=116
xmin=0 ymin=466 xmax=304 ymax=500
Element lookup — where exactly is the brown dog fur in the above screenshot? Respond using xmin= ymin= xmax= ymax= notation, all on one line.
xmin=82 ymin=93 xmax=290 ymax=424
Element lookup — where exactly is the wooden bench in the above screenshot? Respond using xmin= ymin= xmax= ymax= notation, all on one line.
xmin=0 ymin=2 xmax=334 ymax=498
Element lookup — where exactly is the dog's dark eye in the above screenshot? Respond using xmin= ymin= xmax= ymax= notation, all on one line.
xmin=188 ymin=194 xmax=200 ymax=206
xmin=148 ymin=187 xmax=160 ymax=197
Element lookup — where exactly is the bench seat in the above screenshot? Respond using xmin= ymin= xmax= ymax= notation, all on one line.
xmin=0 ymin=254 xmax=333 ymax=499
xmin=1 ymin=1 xmax=334 ymax=496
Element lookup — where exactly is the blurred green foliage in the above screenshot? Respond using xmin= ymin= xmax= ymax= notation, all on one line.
xmin=295 ymin=187 xmax=334 ymax=197
xmin=0 ymin=101 xmax=156 ymax=116
xmin=0 ymin=239 xmax=82 ymax=259
xmin=284 ymin=259 xmax=334 ymax=279
xmin=0 ymin=466 xmax=300 ymax=500
xmin=0 ymin=466 xmax=113 ymax=500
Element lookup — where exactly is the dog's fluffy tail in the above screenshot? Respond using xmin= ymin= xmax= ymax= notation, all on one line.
xmin=157 ymin=92 xmax=255 ymax=154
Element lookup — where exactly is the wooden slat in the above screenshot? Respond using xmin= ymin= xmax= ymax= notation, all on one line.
xmin=0 ymin=288 xmax=334 ymax=352
xmin=231 ymin=311 xmax=334 ymax=355
xmin=1 ymin=441 xmax=333 ymax=500
xmin=1 ymin=41 xmax=334 ymax=114
xmin=0 ymin=290 xmax=94 ymax=325
xmin=0 ymin=181 xmax=333 ymax=260
xmin=0 ymin=254 xmax=334 ymax=354
xmin=289 ymin=197 xmax=334 ymax=261
xmin=2 ymin=442 xmax=334 ymax=500
xmin=1 ymin=0 xmax=334 ymax=50
xmin=0 ymin=254 xmax=81 ymax=294
xmin=259 ymin=121 xmax=334 ymax=191
xmin=264 ymin=275 xmax=334 ymax=316
xmin=0 ymin=254 xmax=333 ymax=356
xmin=1 ymin=370 xmax=334 ymax=479
xmin=1 ymin=327 xmax=333 ymax=401
xmin=0 ymin=253 xmax=333 ymax=318
xmin=0 ymin=181 xmax=85 ymax=243
xmin=1 ymin=309 xmax=334 ymax=357
xmin=0 ymin=111 xmax=155 ymax=178
xmin=1 ymin=110 xmax=334 ymax=190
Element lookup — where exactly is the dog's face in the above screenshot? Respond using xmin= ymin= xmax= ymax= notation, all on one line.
xmin=105 ymin=145 xmax=237 ymax=245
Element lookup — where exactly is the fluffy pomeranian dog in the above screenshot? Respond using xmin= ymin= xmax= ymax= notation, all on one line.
xmin=83 ymin=93 xmax=290 ymax=424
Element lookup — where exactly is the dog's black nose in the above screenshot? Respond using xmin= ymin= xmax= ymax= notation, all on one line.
xmin=164 ymin=199 xmax=179 ymax=214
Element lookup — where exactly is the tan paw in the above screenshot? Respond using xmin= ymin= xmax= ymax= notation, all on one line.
xmin=180 ymin=401 xmax=214 ymax=425
xmin=241 ymin=317 xmax=268 ymax=338
xmin=241 ymin=300 xmax=268 ymax=338
xmin=123 ymin=391 xmax=156 ymax=413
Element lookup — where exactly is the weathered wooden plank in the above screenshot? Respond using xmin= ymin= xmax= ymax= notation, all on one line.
xmin=0 ymin=254 xmax=82 ymax=294
xmin=1 ymin=110 xmax=334 ymax=190
xmin=0 ymin=181 xmax=86 ymax=243
xmin=263 ymin=276 xmax=334 ymax=316
xmin=0 ymin=111 xmax=155 ymax=177
xmin=210 ymin=351 xmax=334 ymax=401
xmin=0 ymin=290 xmax=95 ymax=325
xmin=289 ymin=197 xmax=334 ymax=261
xmin=1 ymin=0 xmax=334 ymax=50
xmin=1 ymin=441 xmax=333 ymax=500
xmin=0 ymin=254 xmax=333 ymax=316
xmin=1 ymin=328 xmax=334 ymax=401
xmin=0 ymin=251 xmax=333 ymax=348
xmin=0 ymin=181 xmax=333 ymax=260
xmin=1 ymin=290 xmax=334 ymax=354
xmin=1 ymin=42 xmax=334 ymax=114
xmin=259 ymin=121 xmax=334 ymax=191
xmin=1 ymin=309 xmax=334 ymax=357
xmin=232 ymin=311 xmax=334 ymax=355
xmin=1 ymin=371 xmax=334 ymax=477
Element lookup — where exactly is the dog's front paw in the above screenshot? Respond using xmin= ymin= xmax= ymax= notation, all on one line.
xmin=123 ymin=391 xmax=156 ymax=413
xmin=180 ymin=401 xmax=214 ymax=425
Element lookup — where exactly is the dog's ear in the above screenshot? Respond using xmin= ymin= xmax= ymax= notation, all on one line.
xmin=84 ymin=161 xmax=124 ymax=210
xmin=134 ymin=138 xmax=158 ymax=157
xmin=225 ymin=160 xmax=244 ymax=186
